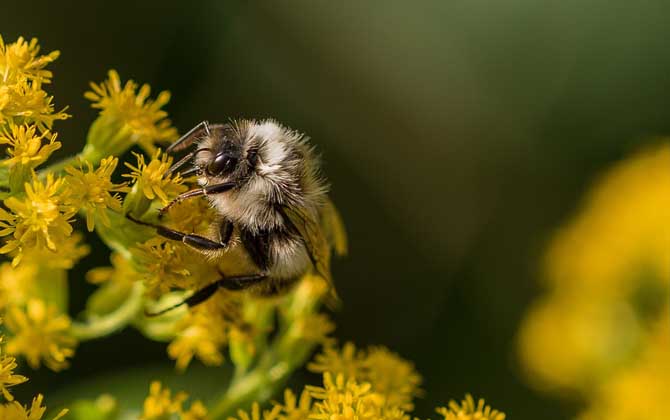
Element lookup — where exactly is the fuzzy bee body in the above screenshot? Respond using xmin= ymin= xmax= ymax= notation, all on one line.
xmin=133 ymin=119 xmax=345 ymax=313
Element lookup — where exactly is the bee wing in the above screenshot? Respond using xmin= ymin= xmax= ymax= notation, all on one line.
xmin=282 ymin=203 xmax=341 ymax=306
xmin=319 ymin=197 xmax=348 ymax=257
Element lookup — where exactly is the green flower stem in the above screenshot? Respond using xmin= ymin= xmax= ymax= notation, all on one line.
xmin=208 ymin=326 xmax=319 ymax=420
xmin=70 ymin=282 xmax=144 ymax=341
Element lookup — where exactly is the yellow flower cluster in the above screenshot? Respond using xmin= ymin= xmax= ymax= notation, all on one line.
xmin=517 ymin=144 xmax=670 ymax=418
xmin=436 ymin=394 xmax=505 ymax=420
xmin=228 ymin=344 xmax=504 ymax=420
xmin=308 ymin=342 xmax=422 ymax=411
xmin=140 ymin=381 xmax=207 ymax=420
xmin=0 ymin=35 xmax=69 ymax=131
xmin=85 ymin=70 xmax=178 ymax=155
xmin=0 ymin=320 xmax=67 ymax=420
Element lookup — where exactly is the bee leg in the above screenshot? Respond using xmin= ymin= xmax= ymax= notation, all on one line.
xmin=145 ymin=273 xmax=267 ymax=317
xmin=166 ymin=120 xmax=211 ymax=154
xmin=159 ymin=181 xmax=236 ymax=215
xmin=126 ymin=214 xmax=234 ymax=251
xmin=215 ymin=273 xmax=268 ymax=291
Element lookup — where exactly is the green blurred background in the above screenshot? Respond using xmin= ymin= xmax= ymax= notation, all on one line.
xmin=3 ymin=1 xmax=670 ymax=418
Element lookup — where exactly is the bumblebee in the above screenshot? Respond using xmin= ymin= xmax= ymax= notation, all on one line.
xmin=129 ymin=120 xmax=346 ymax=313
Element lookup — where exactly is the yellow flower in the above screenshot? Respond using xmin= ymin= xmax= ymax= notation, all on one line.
xmin=0 ymin=36 xmax=59 ymax=84
xmin=0 ymin=338 xmax=28 ymax=401
xmin=362 ymin=347 xmax=422 ymax=411
xmin=578 ymin=322 xmax=670 ymax=420
xmin=518 ymin=144 xmax=670 ymax=395
xmin=229 ymin=402 xmax=282 ymax=420
xmin=308 ymin=342 xmax=361 ymax=380
xmin=0 ymin=394 xmax=67 ymax=420
xmin=436 ymin=394 xmax=505 ymax=420
xmin=0 ymin=174 xmax=75 ymax=264
xmin=307 ymin=373 xmax=382 ymax=420
xmin=167 ymin=296 xmax=236 ymax=371
xmin=0 ymin=124 xmax=60 ymax=169
xmin=0 ymin=36 xmax=68 ymax=130
xmin=308 ymin=342 xmax=421 ymax=411
xmin=4 ymin=299 xmax=76 ymax=371
xmin=273 ymin=389 xmax=313 ymax=420
xmin=124 ymin=149 xmax=185 ymax=205
xmin=0 ymin=77 xmax=69 ymax=132
xmin=0 ymin=262 xmax=38 ymax=310
xmin=85 ymin=70 xmax=177 ymax=154
xmin=19 ymin=232 xmax=89 ymax=270
xmin=64 ymin=156 xmax=127 ymax=231
xmin=543 ymin=144 xmax=670 ymax=298
xmin=134 ymin=237 xmax=191 ymax=298
xmin=140 ymin=381 xmax=207 ymax=420
xmin=517 ymin=296 xmax=641 ymax=394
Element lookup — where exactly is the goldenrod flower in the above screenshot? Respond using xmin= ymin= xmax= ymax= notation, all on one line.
xmin=363 ymin=347 xmax=422 ymax=411
xmin=85 ymin=70 xmax=177 ymax=154
xmin=0 ymin=36 xmax=59 ymax=84
xmin=0 ymin=394 xmax=67 ymax=420
xmin=308 ymin=342 xmax=421 ymax=411
xmin=578 ymin=322 xmax=670 ymax=420
xmin=4 ymin=299 xmax=76 ymax=371
xmin=307 ymin=373 xmax=381 ymax=420
xmin=308 ymin=342 xmax=361 ymax=380
xmin=134 ymin=237 xmax=191 ymax=298
xmin=0 ymin=174 xmax=75 ymax=263
xmin=0 ymin=339 xmax=28 ymax=401
xmin=86 ymin=252 xmax=136 ymax=285
xmin=124 ymin=150 xmax=185 ymax=205
xmin=167 ymin=297 xmax=234 ymax=371
xmin=0 ymin=36 xmax=68 ymax=131
xmin=64 ymin=156 xmax=127 ymax=231
xmin=141 ymin=381 xmax=207 ymax=420
xmin=19 ymin=232 xmax=89 ymax=270
xmin=0 ymin=262 xmax=38 ymax=310
xmin=436 ymin=394 xmax=505 ymax=420
xmin=518 ymin=144 xmax=670 ymax=395
xmin=229 ymin=402 xmax=282 ymax=420
xmin=0 ymin=124 xmax=60 ymax=169
xmin=273 ymin=389 xmax=313 ymax=420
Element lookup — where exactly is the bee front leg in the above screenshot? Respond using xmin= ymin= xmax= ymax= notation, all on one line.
xmin=159 ymin=181 xmax=237 ymax=216
xmin=127 ymin=215 xmax=234 ymax=251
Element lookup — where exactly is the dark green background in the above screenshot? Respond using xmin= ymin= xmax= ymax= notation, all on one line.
xmin=3 ymin=1 xmax=670 ymax=418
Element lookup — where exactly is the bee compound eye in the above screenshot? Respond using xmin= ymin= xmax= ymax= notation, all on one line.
xmin=207 ymin=153 xmax=237 ymax=176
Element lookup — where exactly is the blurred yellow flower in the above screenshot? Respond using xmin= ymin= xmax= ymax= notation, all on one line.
xmin=578 ymin=321 xmax=670 ymax=420
xmin=141 ymin=381 xmax=207 ymax=420
xmin=0 ymin=174 xmax=75 ymax=263
xmin=0 ymin=262 xmax=38 ymax=311
xmin=0 ymin=394 xmax=67 ymax=420
xmin=64 ymin=156 xmax=127 ymax=231
xmin=436 ymin=394 xmax=505 ymax=420
xmin=544 ymin=144 xmax=670 ymax=297
xmin=124 ymin=150 xmax=185 ymax=205
xmin=85 ymin=70 xmax=177 ymax=154
xmin=4 ymin=299 xmax=76 ymax=371
xmin=0 ymin=338 xmax=27 ymax=401
xmin=19 ymin=232 xmax=89 ymax=270
xmin=518 ymin=144 xmax=670 ymax=395
xmin=0 ymin=124 xmax=60 ymax=169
